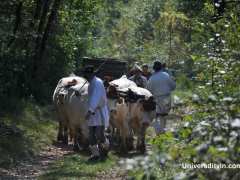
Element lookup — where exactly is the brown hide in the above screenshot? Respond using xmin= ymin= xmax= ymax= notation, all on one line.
xmin=109 ymin=97 xmax=130 ymax=151
xmin=128 ymin=100 xmax=155 ymax=153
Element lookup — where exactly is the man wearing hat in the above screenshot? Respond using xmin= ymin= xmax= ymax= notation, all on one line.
xmin=147 ymin=61 xmax=176 ymax=134
xmin=129 ymin=63 xmax=148 ymax=88
xmin=83 ymin=66 xmax=110 ymax=161
xmin=142 ymin=64 xmax=152 ymax=80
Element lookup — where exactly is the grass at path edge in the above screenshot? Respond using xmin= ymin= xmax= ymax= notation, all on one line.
xmin=39 ymin=152 xmax=118 ymax=180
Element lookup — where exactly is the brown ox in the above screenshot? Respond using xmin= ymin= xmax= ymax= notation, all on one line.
xmin=108 ymin=97 xmax=131 ymax=152
xmin=107 ymin=76 xmax=155 ymax=153
xmin=128 ymin=97 xmax=155 ymax=153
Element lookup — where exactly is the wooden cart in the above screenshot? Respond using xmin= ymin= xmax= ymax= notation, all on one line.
xmin=78 ymin=57 xmax=128 ymax=80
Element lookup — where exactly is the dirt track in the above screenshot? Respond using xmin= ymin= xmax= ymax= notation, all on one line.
xmin=0 ymin=112 xmax=183 ymax=180
xmin=0 ymin=143 xmax=73 ymax=179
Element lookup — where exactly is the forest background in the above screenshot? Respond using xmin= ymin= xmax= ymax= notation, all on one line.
xmin=1 ymin=0 xmax=239 ymax=105
xmin=0 ymin=0 xmax=239 ymax=179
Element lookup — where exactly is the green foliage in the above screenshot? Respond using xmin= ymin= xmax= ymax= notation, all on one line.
xmin=1 ymin=0 xmax=239 ymax=104
xmin=176 ymin=73 xmax=193 ymax=90
xmin=124 ymin=3 xmax=240 ymax=177
xmin=0 ymin=0 xmax=103 ymax=103
xmin=128 ymin=86 xmax=240 ymax=179
xmin=0 ymin=102 xmax=57 ymax=168
xmin=0 ymin=0 xmax=240 ymax=178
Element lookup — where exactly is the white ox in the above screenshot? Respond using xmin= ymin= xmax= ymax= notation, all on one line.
xmin=53 ymin=76 xmax=89 ymax=150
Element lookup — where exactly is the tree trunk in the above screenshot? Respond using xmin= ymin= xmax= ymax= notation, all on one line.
xmin=35 ymin=0 xmax=52 ymax=54
xmin=169 ymin=22 xmax=172 ymax=66
xmin=7 ymin=1 xmax=23 ymax=47
xmin=34 ymin=0 xmax=43 ymax=20
xmin=38 ymin=0 xmax=61 ymax=62
xmin=31 ymin=0 xmax=62 ymax=99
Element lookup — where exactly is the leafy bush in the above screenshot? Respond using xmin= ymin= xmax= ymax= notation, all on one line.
xmin=176 ymin=73 xmax=193 ymax=90
xmin=127 ymin=87 xmax=240 ymax=179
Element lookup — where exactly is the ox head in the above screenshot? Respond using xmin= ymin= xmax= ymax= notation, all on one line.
xmin=106 ymin=84 xmax=118 ymax=99
xmin=133 ymin=96 xmax=156 ymax=126
xmin=57 ymin=88 xmax=69 ymax=105
xmin=107 ymin=84 xmax=128 ymax=113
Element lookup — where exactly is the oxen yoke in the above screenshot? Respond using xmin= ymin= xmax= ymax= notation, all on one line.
xmin=106 ymin=76 xmax=156 ymax=153
xmin=125 ymin=88 xmax=156 ymax=112
xmin=107 ymin=77 xmax=156 ymax=112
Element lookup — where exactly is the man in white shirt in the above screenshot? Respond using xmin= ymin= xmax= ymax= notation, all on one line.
xmin=83 ymin=66 xmax=110 ymax=161
xmin=147 ymin=61 xmax=176 ymax=134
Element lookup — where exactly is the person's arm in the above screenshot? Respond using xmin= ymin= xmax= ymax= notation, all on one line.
xmin=147 ymin=78 xmax=153 ymax=92
xmin=168 ymin=77 xmax=176 ymax=91
xmin=142 ymin=76 xmax=148 ymax=88
xmin=88 ymin=81 xmax=102 ymax=113
xmin=129 ymin=75 xmax=134 ymax=81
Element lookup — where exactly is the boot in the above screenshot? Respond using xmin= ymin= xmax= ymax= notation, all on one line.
xmin=88 ymin=145 xmax=100 ymax=162
xmin=99 ymin=139 xmax=110 ymax=158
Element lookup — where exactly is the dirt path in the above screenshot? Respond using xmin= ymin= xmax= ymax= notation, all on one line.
xmin=0 ymin=112 xmax=183 ymax=180
xmin=0 ymin=143 xmax=129 ymax=180
xmin=0 ymin=143 xmax=151 ymax=180
xmin=0 ymin=143 xmax=73 ymax=179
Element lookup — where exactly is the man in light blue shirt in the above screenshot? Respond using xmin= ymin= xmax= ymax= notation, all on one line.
xmin=147 ymin=61 xmax=176 ymax=134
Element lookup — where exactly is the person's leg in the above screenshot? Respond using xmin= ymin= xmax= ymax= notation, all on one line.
xmin=96 ymin=126 xmax=109 ymax=157
xmin=158 ymin=96 xmax=171 ymax=133
xmin=89 ymin=126 xmax=97 ymax=145
xmin=152 ymin=97 xmax=162 ymax=135
xmin=159 ymin=114 xmax=167 ymax=133
xmin=88 ymin=126 xmax=100 ymax=161
xmin=95 ymin=126 xmax=106 ymax=143
xmin=153 ymin=96 xmax=168 ymax=134
xmin=152 ymin=112 xmax=161 ymax=135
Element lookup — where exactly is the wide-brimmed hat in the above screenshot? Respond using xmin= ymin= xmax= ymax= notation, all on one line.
xmin=131 ymin=64 xmax=142 ymax=72
xmin=142 ymin=63 xmax=148 ymax=68
xmin=83 ymin=65 xmax=95 ymax=75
